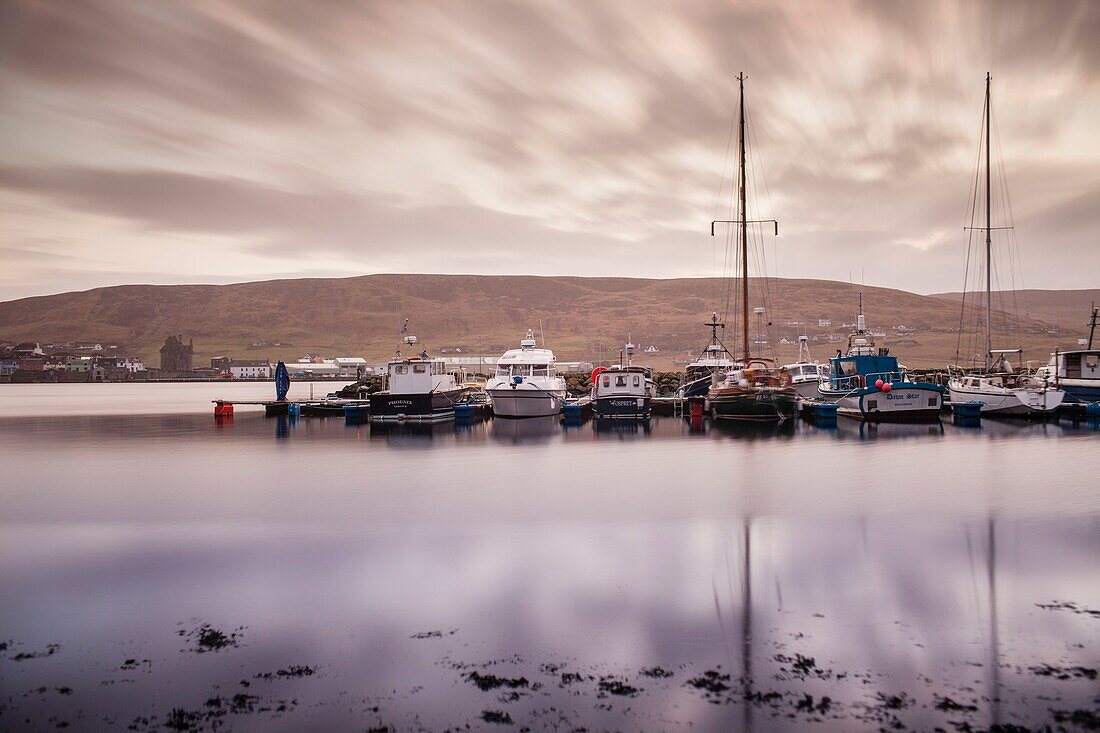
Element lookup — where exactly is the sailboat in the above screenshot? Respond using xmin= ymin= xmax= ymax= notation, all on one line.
xmin=705 ymin=73 xmax=797 ymax=421
xmin=946 ymin=74 xmax=1065 ymax=416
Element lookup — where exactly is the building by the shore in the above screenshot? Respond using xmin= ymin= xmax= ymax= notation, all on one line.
xmin=159 ymin=335 xmax=194 ymax=371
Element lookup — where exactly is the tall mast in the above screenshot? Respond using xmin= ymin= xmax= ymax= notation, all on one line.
xmin=739 ymin=72 xmax=749 ymax=361
xmin=984 ymin=72 xmax=992 ymax=371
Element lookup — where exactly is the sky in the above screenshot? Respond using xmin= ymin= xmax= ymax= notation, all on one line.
xmin=1 ymin=0 xmax=1098 ymax=301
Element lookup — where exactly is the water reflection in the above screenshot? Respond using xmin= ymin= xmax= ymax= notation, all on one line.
xmin=489 ymin=414 xmax=560 ymax=444
xmin=0 ymin=394 xmax=1098 ymax=731
xmin=709 ymin=418 xmax=797 ymax=441
xmin=837 ymin=419 xmax=946 ymax=441
xmin=592 ymin=418 xmax=652 ymax=438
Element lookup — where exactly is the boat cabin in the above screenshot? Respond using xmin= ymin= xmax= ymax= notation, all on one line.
xmin=829 ymin=353 xmax=903 ymax=391
xmin=593 ymin=366 xmax=654 ymax=398
xmin=1048 ymin=350 xmax=1100 ymax=380
xmin=386 ymin=357 xmax=456 ymax=394
xmin=785 ymin=362 xmax=830 ymax=381
xmin=495 ymin=331 xmax=558 ymax=379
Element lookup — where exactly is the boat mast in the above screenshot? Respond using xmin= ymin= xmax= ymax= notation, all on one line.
xmin=984 ymin=72 xmax=992 ymax=372
xmin=738 ymin=72 xmax=749 ymax=361
xmin=710 ymin=73 xmax=778 ymax=351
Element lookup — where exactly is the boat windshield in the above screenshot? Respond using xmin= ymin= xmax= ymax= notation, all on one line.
xmin=496 ymin=364 xmax=552 ymax=378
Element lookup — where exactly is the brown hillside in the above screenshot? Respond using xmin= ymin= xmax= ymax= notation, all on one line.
xmin=932 ymin=290 xmax=1099 ymax=336
xmin=1 ymin=275 xmax=1092 ymax=370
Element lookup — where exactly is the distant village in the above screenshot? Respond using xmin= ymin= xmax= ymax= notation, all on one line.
xmin=0 ymin=313 xmax=1012 ymax=383
xmin=0 ymin=334 xmax=375 ymax=383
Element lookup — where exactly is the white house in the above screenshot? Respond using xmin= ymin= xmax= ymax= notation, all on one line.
xmin=116 ymin=357 xmax=146 ymax=373
xmin=231 ymin=360 xmax=271 ymax=379
xmin=333 ymin=357 xmax=369 ymax=377
xmin=293 ymin=361 xmax=339 ymax=377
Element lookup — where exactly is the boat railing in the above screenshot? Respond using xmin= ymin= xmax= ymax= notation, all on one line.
xmin=865 ymin=370 xmax=905 ymax=385
xmin=831 ymin=374 xmax=865 ymax=391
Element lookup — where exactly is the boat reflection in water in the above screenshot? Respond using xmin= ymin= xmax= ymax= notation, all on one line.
xmin=489 ymin=414 xmax=560 ymax=444
xmin=368 ymin=419 xmax=457 ymax=445
xmin=591 ymin=417 xmax=652 ymax=439
xmin=837 ymin=419 xmax=946 ymax=441
xmin=709 ymin=416 xmax=796 ymax=441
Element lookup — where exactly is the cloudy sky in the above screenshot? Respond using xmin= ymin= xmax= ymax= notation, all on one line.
xmin=1 ymin=0 xmax=1097 ymax=301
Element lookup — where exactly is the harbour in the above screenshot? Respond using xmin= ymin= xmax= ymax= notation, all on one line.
xmin=2 ymin=2 xmax=1099 ymax=731
xmin=1 ymin=384 xmax=1097 ymax=732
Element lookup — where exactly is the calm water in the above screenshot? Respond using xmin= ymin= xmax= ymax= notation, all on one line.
xmin=1 ymin=383 xmax=1098 ymax=732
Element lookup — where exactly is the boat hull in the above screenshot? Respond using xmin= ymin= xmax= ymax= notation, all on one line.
xmin=791 ymin=379 xmax=823 ymax=400
xmin=707 ymin=387 xmax=797 ymax=421
xmin=488 ymin=388 xmax=566 ymax=418
xmin=819 ymin=383 xmax=943 ymax=422
xmin=593 ymin=395 xmax=652 ymax=420
xmin=369 ymin=388 xmax=467 ymax=422
xmin=1058 ymin=379 xmax=1100 ymax=404
xmin=946 ymin=384 xmax=1064 ymax=416
xmin=678 ymin=374 xmax=715 ymax=399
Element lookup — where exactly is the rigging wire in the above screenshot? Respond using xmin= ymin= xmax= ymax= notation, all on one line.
xmin=956 ymin=93 xmax=987 ymax=365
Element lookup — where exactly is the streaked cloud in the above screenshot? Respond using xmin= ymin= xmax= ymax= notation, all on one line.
xmin=0 ymin=0 xmax=1097 ymax=300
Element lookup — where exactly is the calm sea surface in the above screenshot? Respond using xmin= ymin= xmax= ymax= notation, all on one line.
xmin=1 ymin=382 xmax=1098 ymax=732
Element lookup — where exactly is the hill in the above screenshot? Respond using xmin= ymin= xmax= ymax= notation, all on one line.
xmin=932 ymin=289 xmax=1099 ymax=336
xmin=1 ymin=275 xmax=1095 ymax=370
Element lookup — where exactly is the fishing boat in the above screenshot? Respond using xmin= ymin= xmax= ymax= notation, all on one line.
xmin=485 ymin=330 xmax=568 ymax=418
xmin=817 ymin=298 xmax=944 ymax=422
xmin=704 ymin=73 xmax=796 ymax=421
xmin=946 ymin=74 xmax=1065 ymax=417
xmin=369 ymin=334 xmax=467 ymax=422
xmin=782 ymin=336 xmax=830 ymax=400
xmin=1034 ymin=305 xmax=1100 ymax=404
xmin=676 ymin=313 xmax=738 ymax=398
xmin=591 ymin=340 xmax=656 ymax=419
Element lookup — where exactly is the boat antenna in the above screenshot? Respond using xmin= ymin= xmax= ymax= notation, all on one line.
xmin=710 ymin=73 xmax=778 ymax=362
xmin=1088 ymin=302 xmax=1098 ymax=349
xmin=539 ymin=317 xmax=546 ymax=346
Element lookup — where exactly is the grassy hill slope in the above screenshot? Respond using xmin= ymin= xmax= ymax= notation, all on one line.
xmin=2 ymin=275 xmax=1094 ymax=369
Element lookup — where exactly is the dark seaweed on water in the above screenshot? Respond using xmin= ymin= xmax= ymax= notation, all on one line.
xmin=179 ymin=623 xmax=244 ymax=653
xmin=596 ymin=676 xmax=640 ymax=697
xmin=466 ymin=671 xmax=530 ymax=691
xmin=1029 ymin=663 xmax=1098 ymax=680
xmin=481 ymin=709 xmax=514 ymax=724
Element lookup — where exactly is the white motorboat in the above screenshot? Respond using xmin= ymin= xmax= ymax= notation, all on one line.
xmin=486 ymin=330 xmax=568 ymax=418
xmin=1033 ymin=305 xmax=1100 ymax=404
xmin=782 ymin=335 xmax=830 ymax=400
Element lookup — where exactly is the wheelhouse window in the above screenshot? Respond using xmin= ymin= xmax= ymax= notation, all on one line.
xmin=532 ymin=364 xmax=549 ymax=376
xmin=632 ymin=375 xmax=640 ymax=386
xmin=413 ymin=363 xmax=427 ymax=373
xmin=395 ymin=365 xmax=408 ymax=374
xmin=615 ymin=375 xmax=627 ymax=387
xmin=602 ymin=376 xmax=610 ymax=387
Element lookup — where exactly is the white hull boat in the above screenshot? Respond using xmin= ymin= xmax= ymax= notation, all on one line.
xmin=487 ymin=388 xmax=566 ymax=417
xmin=947 ymin=376 xmax=1064 ymax=416
xmin=486 ymin=330 xmax=568 ymax=418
